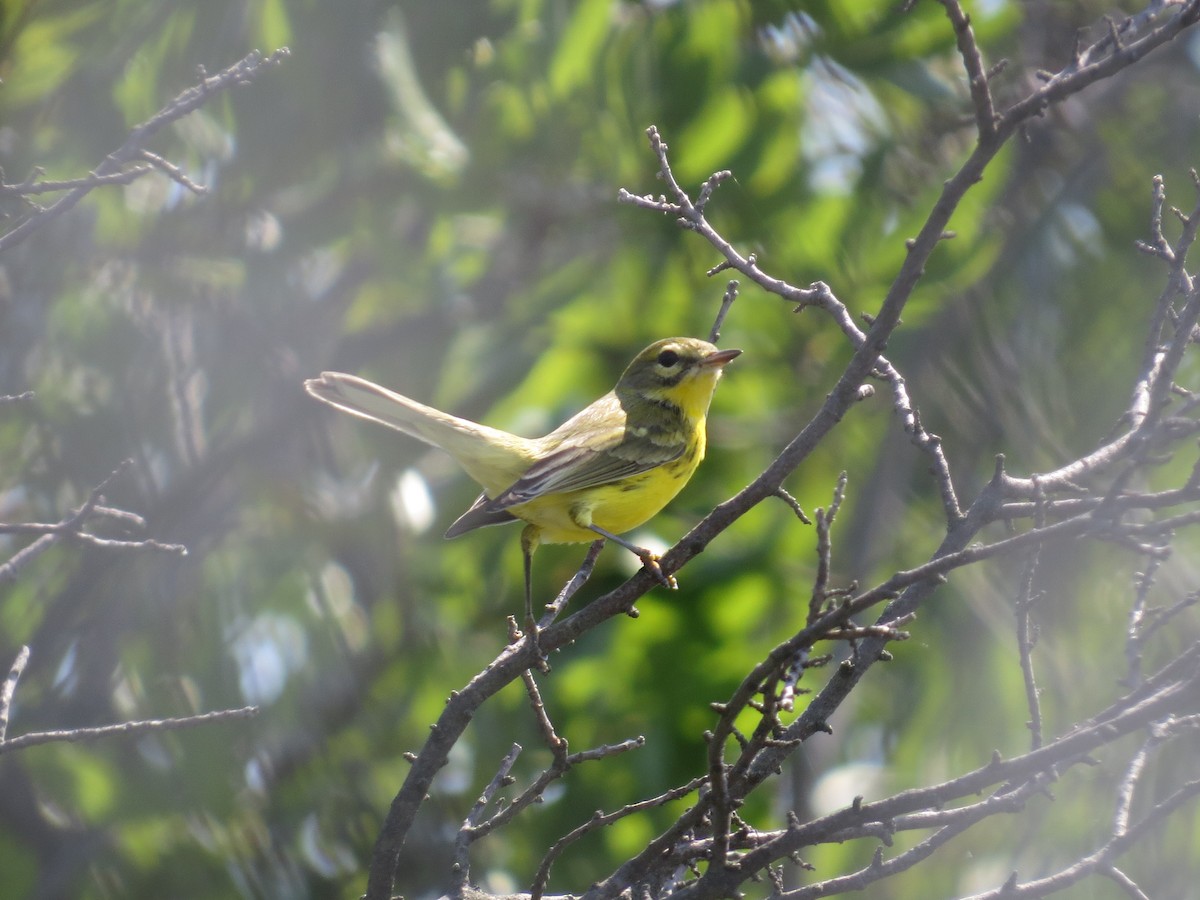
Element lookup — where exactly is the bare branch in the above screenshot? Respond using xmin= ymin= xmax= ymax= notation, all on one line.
xmin=0 ymin=705 xmax=260 ymax=753
xmin=531 ymin=777 xmax=707 ymax=900
xmin=137 ymin=149 xmax=208 ymax=195
xmin=452 ymin=743 xmax=523 ymax=890
xmin=809 ymin=473 xmax=848 ymax=625
xmin=707 ymin=280 xmax=738 ymax=345
xmin=0 ymin=646 xmax=30 ymax=743
xmin=773 ymin=487 xmax=811 ymax=525
xmin=0 ymin=459 xmax=187 ymax=584
xmin=960 ymin=778 xmax=1200 ymax=898
xmin=538 ymin=540 xmax=605 ymax=626
xmin=938 ymin=0 xmax=998 ymax=138
xmin=0 ymin=166 xmax=156 ymax=197
xmin=1015 ymin=480 xmax=1047 ymax=750
xmin=0 ymin=48 xmax=290 ymax=253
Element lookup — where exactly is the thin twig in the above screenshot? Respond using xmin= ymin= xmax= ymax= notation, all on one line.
xmin=470 ymin=736 xmax=646 ymax=862
xmin=708 ymin=280 xmax=739 ymax=345
xmin=0 ymin=460 xmax=187 ymax=583
xmin=522 ymin=670 xmax=567 ymax=756
xmin=531 ymin=776 xmax=707 ymax=900
xmin=0 ymin=167 xmax=155 ymax=196
xmin=0 ymin=705 xmax=259 ymax=753
xmin=809 ymin=473 xmax=848 ymax=625
xmin=938 ymin=0 xmax=998 ymax=137
xmin=137 ymin=149 xmax=207 ymax=195
xmin=773 ymin=487 xmax=811 ymax=525
xmin=0 ymin=48 xmax=289 ymax=253
xmin=539 ymin=539 xmax=605 ymax=626
xmin=451 ymin=743 xmax=523 ymax=889
xmin=0 ymin=646 xmax=30 ymax=743
xmin=1015 ymin=479 xmax=1046 ymax=750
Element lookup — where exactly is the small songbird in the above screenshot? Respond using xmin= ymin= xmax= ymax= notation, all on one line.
xmin=305 ymin=337 xmax=740 ymax=633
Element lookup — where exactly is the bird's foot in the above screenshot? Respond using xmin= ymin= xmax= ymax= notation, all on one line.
xmin=523 ymin=615 xmax=551 ymax=673
xmin=639 ymin=550 xmax=678 ymax=590
xmin=587 ymin=527 xmax=678 ymax=590
xmin=507 ymin=614 xmax=550 ymax=672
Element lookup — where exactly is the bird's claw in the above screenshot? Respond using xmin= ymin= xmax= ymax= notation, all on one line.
xmin=640 ymin=552 xmax=678 ymax=590
xmin=523 ymin=615 xmax=551 ymax=672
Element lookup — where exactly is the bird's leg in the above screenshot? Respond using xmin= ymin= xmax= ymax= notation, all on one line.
xmin=520 ymin=526 xmax=548 ymax=668
xmin=587 ymin=524 xmax=678 ymax=590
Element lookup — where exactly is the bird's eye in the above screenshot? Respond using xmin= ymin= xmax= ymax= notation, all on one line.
xmin=657 ymin=349 xmax=680 ymax=368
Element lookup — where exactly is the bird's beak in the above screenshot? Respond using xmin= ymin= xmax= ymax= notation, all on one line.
xmin=700 ymin=347 xmax=742 ymax=368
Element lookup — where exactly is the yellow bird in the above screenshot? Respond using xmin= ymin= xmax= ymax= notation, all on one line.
xmin=305 ymin=337 xmax=740 ymax=630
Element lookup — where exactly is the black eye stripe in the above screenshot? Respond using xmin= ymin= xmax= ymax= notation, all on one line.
xmin=656 ymin=369 xmax=686 ymax=387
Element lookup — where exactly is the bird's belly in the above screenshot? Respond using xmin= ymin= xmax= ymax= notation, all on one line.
xmin=510 ymin=461 xmax=698 ymax=545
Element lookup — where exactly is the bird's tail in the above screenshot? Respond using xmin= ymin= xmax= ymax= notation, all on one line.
xmin=304 ymin=372 xmax=532 ymax=494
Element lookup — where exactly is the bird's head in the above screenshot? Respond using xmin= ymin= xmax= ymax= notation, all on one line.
xmin=616 ymin=337 xmax=742 ymax=419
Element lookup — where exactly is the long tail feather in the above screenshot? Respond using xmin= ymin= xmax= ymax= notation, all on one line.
xmin=304 ymin=372 xmax=533 ymax=494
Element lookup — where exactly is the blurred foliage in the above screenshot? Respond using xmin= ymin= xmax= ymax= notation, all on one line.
xmin=1 ymin=0 xmax=1199 ymax=898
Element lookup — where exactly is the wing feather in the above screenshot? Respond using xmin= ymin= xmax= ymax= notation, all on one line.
xmin=488 ymin=431 xmax=685 ymax=511
xmin=444 ymin=492 xmax=519 ymax=538
xmin=445 ymin=390 xmax=689 ymax=534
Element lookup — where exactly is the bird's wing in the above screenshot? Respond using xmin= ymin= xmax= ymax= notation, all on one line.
xmin=444 ymin=492 xmax=519 ymax=538
xmin=486 ymin=402 xmax=686 ymax=510
xmin=443 ymin=435 xmax=680 ymax=535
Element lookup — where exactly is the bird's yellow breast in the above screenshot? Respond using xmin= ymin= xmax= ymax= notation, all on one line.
xmin=512 ymin=424 xmax=706 ymax=545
